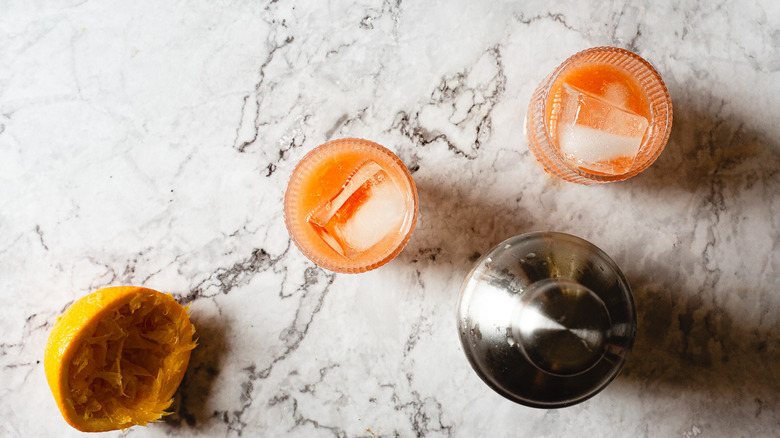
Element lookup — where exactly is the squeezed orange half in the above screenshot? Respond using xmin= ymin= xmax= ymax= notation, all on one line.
xmin=44 ymin=286 xmax=196 ymax=432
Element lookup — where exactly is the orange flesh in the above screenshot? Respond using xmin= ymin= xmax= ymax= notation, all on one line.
xmin=546 ymin=62 xmax=651 ymax=174
xmin=288 ymin=143 xmax=413 ymax=267
xmin=67 ymin=294 xmax=194 ymax=425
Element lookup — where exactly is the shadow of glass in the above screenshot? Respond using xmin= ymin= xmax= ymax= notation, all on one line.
xmin=620 ymin=268 xmax=780 ymax=414
xmin=619 ymin=98 xmax=780 ymax=195
xmin=395 ymin=177 xmax=536 ymax=282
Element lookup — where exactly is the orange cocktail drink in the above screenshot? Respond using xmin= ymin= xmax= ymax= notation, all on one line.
xmin=284 ymin=138 xmax=418 ymax=273
xmin=526 ymin=47 xmax=672 ymax=184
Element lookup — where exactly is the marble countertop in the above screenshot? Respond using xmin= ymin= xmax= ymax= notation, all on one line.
xmin=2 ymin=1 xmax=779 ymax=436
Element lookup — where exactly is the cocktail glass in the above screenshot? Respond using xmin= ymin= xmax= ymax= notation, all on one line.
xmin=284 ymin=138 xmax=418 ymax=273
xmin=525 ymin=46 xmax=672 ymax=184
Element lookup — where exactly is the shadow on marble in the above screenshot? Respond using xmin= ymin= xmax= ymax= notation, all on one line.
xmin=616 ymin=100 xmax=780 ymax=419
xmin=397 ymin=177 xmax=535 ymax=283
xmin=620 ymin=269 xmax=780 ymax=418
xmin=163 ymin=313 xmax=228 ymax=429
xmin=622 ymin=99 xmax=780 ymax=193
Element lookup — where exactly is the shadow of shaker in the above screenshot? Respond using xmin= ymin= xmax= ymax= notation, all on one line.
xmin=598 ymin=98 xmax=780 ymax=425
xmin=620 ymin=266 xmax=780 ymax=420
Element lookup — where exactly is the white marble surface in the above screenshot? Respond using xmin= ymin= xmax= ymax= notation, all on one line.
xmin=2 ymin=1 xmax=779 ymax=436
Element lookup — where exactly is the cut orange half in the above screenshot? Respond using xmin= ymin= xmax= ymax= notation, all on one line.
xmin=44 ymin=286 xmax=196 ymax=432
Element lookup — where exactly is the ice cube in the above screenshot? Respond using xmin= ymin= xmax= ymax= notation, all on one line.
xmin=555 ymin=83 xmax=649 ymax=175
xmin=601 ymin=82 xmax=630 ymax=109
xmin=308 ymin=160 xmax=407 ymax=259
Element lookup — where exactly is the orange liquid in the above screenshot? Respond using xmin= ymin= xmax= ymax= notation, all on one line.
xmin=285 ymin=139 xmax=416 ymax=272
xmin=545 ymin=62 xmax=651 ymax=174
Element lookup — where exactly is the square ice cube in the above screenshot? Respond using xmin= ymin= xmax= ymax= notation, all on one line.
xmin=308 ymin=160 xmax=407 ymax=259
xmin=555 ymin=83 xmax=649 ymax=175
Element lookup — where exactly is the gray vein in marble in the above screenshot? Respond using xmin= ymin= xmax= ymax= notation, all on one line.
xmin=33 ymin=225 xmax=48 ymax=251
xmin=268 ymin=391 xmax=348 ymax=437
xmin=184 ymin=246 xmax=288 ymax=303
xmin=278 ymin=268 xmax=336 ymax=357
xmin=325 ymin=108 xmax=369 ymax=141
xmin=408 ymin=247 xmax=444 ymax=268
xmin=275 ymin=364 xmax=353 ymax=437
xmin=2 ymin=313 xmax=48 ymax=372
xmin=299 ymin=363 xmax=340 ymax=397
xmin=384 ymin=380 xmax=454 ymax=438
xmin=233 ymin=3 xmax=297 ymax=155
xmin=403 ymin=314 xmax=431 ymax=357
xmin=513 ymin=11 xmax=576 ymax=32
xmin=234 ymin=31 xmax=296 ymax=154
xmin=197 ymin=266 xmax=336 ymax=435
xmin=357 ymin=0 xmax=403 ymax=42
xmin=390 ymin=45 xmax=505 ymax=160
